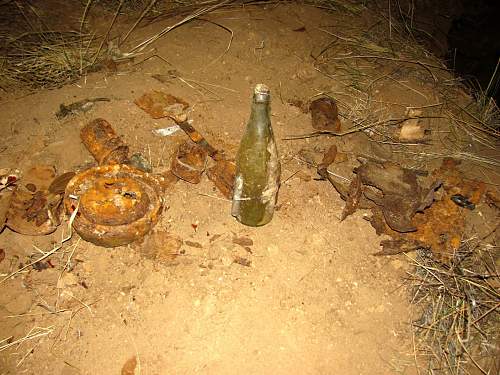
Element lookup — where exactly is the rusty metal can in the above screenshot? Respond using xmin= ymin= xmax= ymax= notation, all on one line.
xmin=170 ymin=141 xmax=207 ymax=184
xmin=80 ymin=118 xmax=129 ymax=165
xmin=64 ymin=164 xmax=164 ymax=247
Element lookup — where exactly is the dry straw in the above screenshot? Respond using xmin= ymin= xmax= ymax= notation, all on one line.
xmin=408 ymin=238 xmax=499 ymax=374
xmin=0 ymin=31 xmax=98 ymax=89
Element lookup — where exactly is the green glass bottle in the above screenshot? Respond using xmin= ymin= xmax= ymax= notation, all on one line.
xmin=232 ymin=84 xmax=281 ymax=227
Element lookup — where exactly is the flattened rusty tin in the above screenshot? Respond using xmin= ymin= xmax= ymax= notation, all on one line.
xmin=64 ymin=164 xmax=163 ymax=247
xmin=80 ymin=118 xmax=129 ymax=165
xmin=170 ymin=141 xmax=207 ymax=184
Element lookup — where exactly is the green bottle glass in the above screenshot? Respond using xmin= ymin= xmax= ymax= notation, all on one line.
xmin=232 ymin=84 xmax=281 ymax=227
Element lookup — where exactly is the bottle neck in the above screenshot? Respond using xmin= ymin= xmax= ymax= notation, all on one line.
xmin=248 ymin=98 xmax=270 ymax=135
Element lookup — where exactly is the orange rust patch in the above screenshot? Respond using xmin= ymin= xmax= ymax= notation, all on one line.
xmin=134 ymin=90 xmax=189 ymax=120
xmin=409 ymin=158 xmax=486 ymax=262
xmin=409 ymin=196 xmax=464 ymax=261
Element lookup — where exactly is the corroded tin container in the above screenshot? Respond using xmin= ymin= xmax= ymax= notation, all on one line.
xmin=80 ymin=118 xmax=129 ymax=165
xmin=64 ymin=164 xmax=163 ymax=247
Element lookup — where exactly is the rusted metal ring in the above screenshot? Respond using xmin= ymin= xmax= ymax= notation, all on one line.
xmin=64 ymin=164 xmax=164 ymax=247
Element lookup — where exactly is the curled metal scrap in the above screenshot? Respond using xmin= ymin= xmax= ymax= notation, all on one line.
xmin=318 ymin=147 xmax=441 ymax=233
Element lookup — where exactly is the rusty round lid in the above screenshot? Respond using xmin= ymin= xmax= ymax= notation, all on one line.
xmin=64 ymin=164 xmax=164 ymax=248
xmin=79 ymin=176 xmax=150 ymax=226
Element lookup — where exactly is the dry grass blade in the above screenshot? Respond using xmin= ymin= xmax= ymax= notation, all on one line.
xmin=0 ymin=30 xmax=99 ymax=89
xmin=128 ymin=0 xmax=232 ymax=54
xmin=120 ymin=0 xmax=159 ymax=45
xmin=0 ymin=326 xmax=54 ymax=352
xmin=91 ymin=0 xmax=126 ymax=65
xmin=407 ymin=240 xmax=500 ymax=374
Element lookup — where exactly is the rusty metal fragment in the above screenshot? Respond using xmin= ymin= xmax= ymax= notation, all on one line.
xmin=4 ymin=165 xmax=66 ymax=235
xmin=310 ymin=97 xmax=341 ymax=132
xmin=407 ymin=158 xmax=486 ymax=262
xmin=48 ymin=172 xmax=76 ymax=195
xmin=7 ymin=188 xmax=60 ymax=235
xmin=80 ymin=118 xmax=129 ymax=165
xmin=355 ymin=161 xmax=440 ymax=232
xmin=134 ymin=91 xmax=189 ymax=121
xmin=375 ymin=238 xmax=428 ymax=256
xmin=206 ymin=159 xmax=236 ymax=199
xmin=0 ymin=189 xmax=13 ymax=231
xmin=64 ymin=164 xmax=163 ymax=247
xmin=171 ymin=142 xmax=208 ymax=184
xmin=341 ymin=174 xmax=362 ymax=221
xmin=176 ymin=121 xmax=221 ymax=160
xmin=135 ymin=91 xmax=221 ymax=160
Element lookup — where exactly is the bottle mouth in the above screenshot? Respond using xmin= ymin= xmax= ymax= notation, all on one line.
xmin=254 ymin=83 xmax=270 ymax=102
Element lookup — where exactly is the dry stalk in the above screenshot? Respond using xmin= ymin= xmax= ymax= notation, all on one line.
xmin=407 ymin=240 xmax=499 ymax=374
xmin=127 ymin=0 xmax=232 ymax=54
xmin=0 ymin=325 xmax=54 ymax=352
xmin=0 ymin=30 xmax=99 ymax=89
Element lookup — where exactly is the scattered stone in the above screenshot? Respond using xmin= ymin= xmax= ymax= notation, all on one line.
xmin=57 ymin=272 xmax=79 ymax=289
xmin=232 ymin=236 xmax=253 ymax=247
xmin=310 ymin=97 xmax=341 ymax=132
xmin=5 ymin=293 xmax=33 ymax=315
xmin=184 ymin=240 xmax=203 ymax=248
xmin=129 ymin=153 xmax=152 ymax=173
xmin=121 ymin=356 xmax=137 ymax=375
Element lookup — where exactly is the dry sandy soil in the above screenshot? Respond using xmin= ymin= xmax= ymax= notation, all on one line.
xmin=0 ymin=1 xmax=498 ymax=374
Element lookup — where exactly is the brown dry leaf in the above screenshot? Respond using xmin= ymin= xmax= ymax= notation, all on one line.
xmin=233 ymin=256 xmax=252 ymax=267
xmin=310 ymin=97 xmax=341 ymax=132
xmin=134 ymin=90 xmax=189 ymax=120
xmin=319 ymin=145 xmax=338 ymax=169
xmin=207 ymin=159 xmax=236 ymax=199
xmin=232 ymin=236 xmax=253 ymax=247
xmin=317 ymin=145 xmax=355 ymax=202
xmin=0 ymin=248 xmax=5 ymax=263
xmin=121 ymin=356 xmax=137 ymax=375
xmin=399 ymin=108 xmax=425 ymax=141
xmin=184 ymin=240 xmax=203 ymax=248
